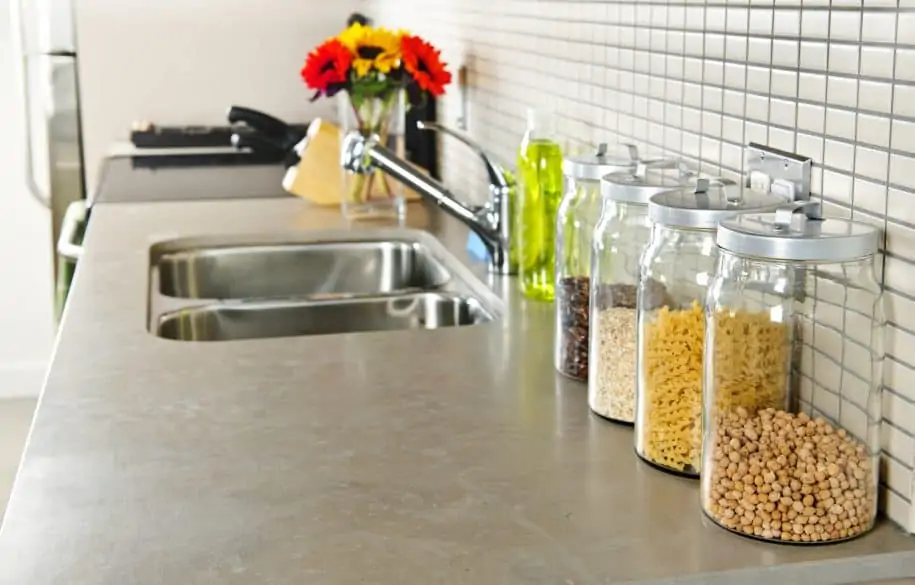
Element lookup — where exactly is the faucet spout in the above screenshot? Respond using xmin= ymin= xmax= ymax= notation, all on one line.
xmin=341 ymin=131 xmax=513 ymax=274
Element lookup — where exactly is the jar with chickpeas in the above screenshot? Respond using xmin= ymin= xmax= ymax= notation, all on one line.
xmin=635 ymin=179 xmax=785 ymax=477
xmin=701 ymin=202 xmax=884 ymax=544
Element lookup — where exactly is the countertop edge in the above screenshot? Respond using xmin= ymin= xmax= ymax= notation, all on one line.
xmin=643 ymin=550 xmax=915 ymax=585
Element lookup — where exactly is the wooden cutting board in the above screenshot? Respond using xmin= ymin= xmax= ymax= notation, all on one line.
xmin=282 ymin=119 xmax=423 ymax=205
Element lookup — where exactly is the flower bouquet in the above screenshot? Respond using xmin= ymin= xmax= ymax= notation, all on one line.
xmin=301 ymin=23 xmax=452 ymax=220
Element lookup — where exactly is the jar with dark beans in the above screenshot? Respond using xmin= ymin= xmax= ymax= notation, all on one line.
xmin=554 ymin=144 xmax=647 ymax=380
xmin=556 ymin=276 xmax=590 ymax=380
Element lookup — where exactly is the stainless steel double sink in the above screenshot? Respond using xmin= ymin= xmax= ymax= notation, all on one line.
xmin=147 ymin=228 xmax=502 ymax=342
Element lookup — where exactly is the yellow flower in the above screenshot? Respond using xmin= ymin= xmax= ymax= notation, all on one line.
xmin=337 ymin=23 xmax=402 ymax=77
xmin=337 ymin=23 xmax=366 ymax=51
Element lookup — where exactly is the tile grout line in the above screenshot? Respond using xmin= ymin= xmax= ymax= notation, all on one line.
xmin=699 ymin=0 xmax=709 ymax=172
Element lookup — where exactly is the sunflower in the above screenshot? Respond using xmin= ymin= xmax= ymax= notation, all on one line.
xmin=400 ymin=35 xmax=452 ymax=96
xmin=300 ymin=39 xmax=352 ymax=98
xmin=337 ymin=23 xmax=402 ymax=77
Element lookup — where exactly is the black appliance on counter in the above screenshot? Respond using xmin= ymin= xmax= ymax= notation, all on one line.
xmin=124 ymin=101 xmax=440 ymax=179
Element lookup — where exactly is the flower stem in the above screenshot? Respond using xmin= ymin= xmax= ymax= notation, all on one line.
xmin=344 ymin=90 xmax=401 ymax=208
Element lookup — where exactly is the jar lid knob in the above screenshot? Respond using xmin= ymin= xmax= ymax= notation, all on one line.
xmin=774 ymin=200 xmax=822 ymax=231
xmin=692 ymin=178 xmax=712 ymax=208
xmin=621 ymin=143 xmax=639 ymax=162
xmin=677 ymin=161 xmax=695 ymax=180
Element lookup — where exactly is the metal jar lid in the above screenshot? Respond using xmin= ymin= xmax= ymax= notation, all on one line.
xmin=601 ymin=163 xmax=689 ymax=205
xmin=716 ymin=201 xmax=880 ymax=262
xmin=562 ymin=143 xmax=641 ymax=181
xmin=648 ymin=179 xmax=786 ymax=230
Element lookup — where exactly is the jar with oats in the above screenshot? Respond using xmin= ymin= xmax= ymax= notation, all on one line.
xmin=635 ymin=179 xmax=784 ymax=477
xmin=588 ymin=163 xmax=686 ymax=423
xmin=701 ymin=202 xmax=884 ymax=544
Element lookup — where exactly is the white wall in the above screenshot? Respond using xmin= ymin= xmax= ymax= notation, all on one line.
xmin=0 ymin=2 xmax=56 ymax=397
xmin=74 ymin=0 xmax=365 ymax=194
xmin=0 ymin=0 xmax=366 ymax=396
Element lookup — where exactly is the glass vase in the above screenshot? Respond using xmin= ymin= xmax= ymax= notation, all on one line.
xmin=337 ymin=90 xmax=406 ymax=222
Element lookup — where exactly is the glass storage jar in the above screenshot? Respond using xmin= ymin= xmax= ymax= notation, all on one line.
xmin=554 ymin=143 xmax=647 ymax=381
xmin=701 ymin=202 xmax=883 ymax=544
xmin=587 ymin=165 xmax=688 ymax=422
xmin=635 ymin=179 xmax=785 ymax=477
xmin=517 ymin=109 xmax=563 ymax=302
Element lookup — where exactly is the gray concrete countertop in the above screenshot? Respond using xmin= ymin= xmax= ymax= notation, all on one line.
xmin=1 ymin=197 xmax=914 ymax=585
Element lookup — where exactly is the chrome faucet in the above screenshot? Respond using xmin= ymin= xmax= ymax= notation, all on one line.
xmin=340 ymin=122 xmax=514 ymax=274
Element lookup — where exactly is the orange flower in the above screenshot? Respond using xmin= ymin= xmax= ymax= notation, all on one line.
xmin=301 ymin=39 xmax=352 ymax=98
xmin=400 ymin=35 xmax=452 ymax=96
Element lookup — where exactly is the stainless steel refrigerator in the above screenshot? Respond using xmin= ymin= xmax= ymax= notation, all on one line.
xmin=11 ymin=0 xmax=87 ymax=319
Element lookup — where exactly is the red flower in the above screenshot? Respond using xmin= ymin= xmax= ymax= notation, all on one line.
xmin=301 ymin=39 xmax=352 ymax=98
xmin=400 ymin=35 xmax=452 ymax=96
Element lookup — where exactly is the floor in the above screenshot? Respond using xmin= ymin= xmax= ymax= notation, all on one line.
xmin=0 ymin=399 xmax=37 ymax=521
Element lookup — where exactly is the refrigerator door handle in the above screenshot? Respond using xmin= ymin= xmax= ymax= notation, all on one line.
xmin=11 ymin=0 xmax=51 ymax=208
xmin=57 ymin=200 xmax=85 ymax=260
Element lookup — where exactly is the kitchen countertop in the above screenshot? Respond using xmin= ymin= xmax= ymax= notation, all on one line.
xmin=2 ymin=191 xmax=915 ymax=584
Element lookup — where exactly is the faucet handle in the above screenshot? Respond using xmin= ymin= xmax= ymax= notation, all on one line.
xmin=340 ymin=131 xmax=374 ymax=174
xmin=416 ymin=120 xmax=510 ymax=191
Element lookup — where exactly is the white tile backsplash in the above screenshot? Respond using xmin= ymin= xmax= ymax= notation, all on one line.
xmin=801 ymin=40 xmax=828 ymax=69
xmin=825 ymin=107 xmax=857 ymax=141
xmin=860 ymin=46 xmax=896 ymax=79
xmin=368 ymin=0 xmax=915 ymax=533
xmin=803 ymin=10 xmax=830 ymax=39
xmin=773 ymin=9 xmax=800 ymax=37
xmin=863 ymin=12 xmax=898 ymax=44
xmin=859 ymin=80 xmax=894 ymax=114
xmin=895 ymin=49 xmax=915 ymax=82
xmin=829 ymin=44 xmax=861 ymax=76
xmin=893 ymin=119 xmax=915 ymax=155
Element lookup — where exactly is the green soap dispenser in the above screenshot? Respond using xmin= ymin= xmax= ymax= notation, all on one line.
xmin=516 ymin=108 xmax=563 ymax=302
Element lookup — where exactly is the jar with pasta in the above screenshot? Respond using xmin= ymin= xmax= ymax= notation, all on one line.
xmin=635 ymin=179 xmax=784 ymax=477
xmin=588 ymin=164 xmax=685 ymax=423
xmin=701 ymin=202 xmax=884 ymax=544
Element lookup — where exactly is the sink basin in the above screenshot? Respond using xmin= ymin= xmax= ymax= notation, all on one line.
xmin=155 ymin=240 xmax=450 ymax=299
xmin=148 ymin=229 xmax=503 ymax=342
xmin=156 ymin=292 xmax=493 ymax=341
